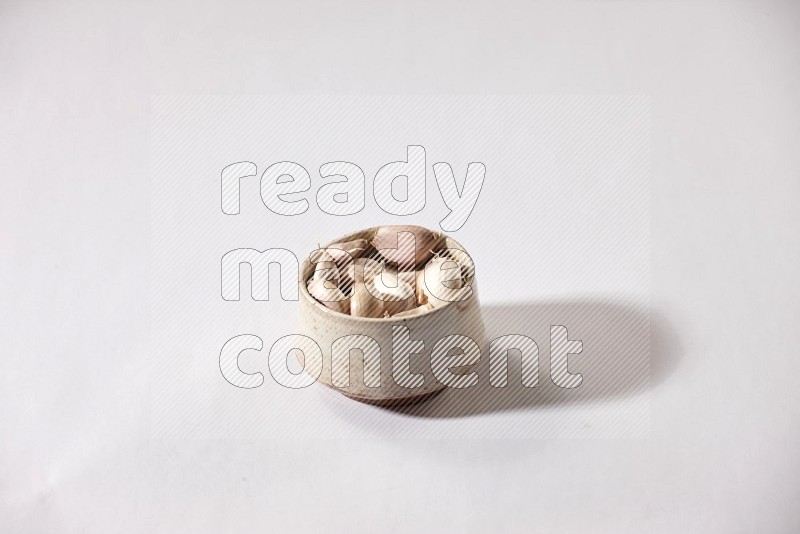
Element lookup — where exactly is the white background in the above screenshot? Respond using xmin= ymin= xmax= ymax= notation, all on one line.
xmin=2 ymin=1 xmax=799 ymax=532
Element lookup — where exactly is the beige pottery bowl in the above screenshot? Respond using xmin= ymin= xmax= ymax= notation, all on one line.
xmin=296 ymin=226 xmax=486 ymax=406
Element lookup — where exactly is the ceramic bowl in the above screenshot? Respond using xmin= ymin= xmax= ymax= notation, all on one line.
xmin=296 ymin=226 xmax=486 ymax=406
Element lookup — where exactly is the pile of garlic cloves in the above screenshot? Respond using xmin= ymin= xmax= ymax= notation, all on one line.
xmin=306 ymin=226 xmax=474 ymax=319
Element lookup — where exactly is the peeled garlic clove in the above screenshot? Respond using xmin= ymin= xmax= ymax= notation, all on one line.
xmin=392 ymin=303 xmax=434 ymax=318
xmin=307 ymin=277 xmax=350 ymax=314
xmin=366 ymin=277 xmax=415 ymax=316
xmin=350 ymin=282 xmax=385 ymax=318
xmin=421 ymin=256 xmax=472 ymax=308
xmin=372 ymin=225 xmax=443 ymax=268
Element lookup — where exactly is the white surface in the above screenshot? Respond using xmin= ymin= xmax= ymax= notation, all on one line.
xmin=2 ymin=1 xmax=799 ymax=532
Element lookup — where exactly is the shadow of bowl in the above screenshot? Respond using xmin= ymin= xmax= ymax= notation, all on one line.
xmin=371 ymin=297 xmax=680 ymax=418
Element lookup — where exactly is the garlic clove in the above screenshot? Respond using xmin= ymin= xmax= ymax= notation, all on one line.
xmin=372 ymin=225 xmax=443 ymax=269
xmin=365 ymin=276 xmax=415 ymax=316
xmin=428 ymin=256 xmax=466 ymax=289
xmin=340 ymin=256 xmax=384 ymax=296
xmin=329 ymin=238 xmax=368 ymax=266
xmin=349 ymin=281 xmax=385 ymax=318
xmin=370 ymin=262 xmax=416 ymax=290
xmin=443 ymin=247 xmax=475 ymax=282
xmin=397 ymin=267 xmax=416 ymax=288
xmin=420 ymin=256 xmax=472 ymax=308
xmin=312 ymin=257 xmax=341 ymax=286
xmin=309 ymin=238 xmax=369 ymax=275
xmin=309 ymin=248 xmax=333 ymax=265
xmin=307 ymin=277 xmax=350 ymax=314
xmin=337 ymin=238 xmax=369 ymax=252
xmin=415 ymin=269 xmax=427 ymax=305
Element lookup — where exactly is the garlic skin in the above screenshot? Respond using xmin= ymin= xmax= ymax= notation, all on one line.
xmin=372 ymin=225 xmax=443 ymax=269
xmin=307 ymin=277 xmax=350 ymax=314
xmin=420 ymin=256 xmax=472 ymax=308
